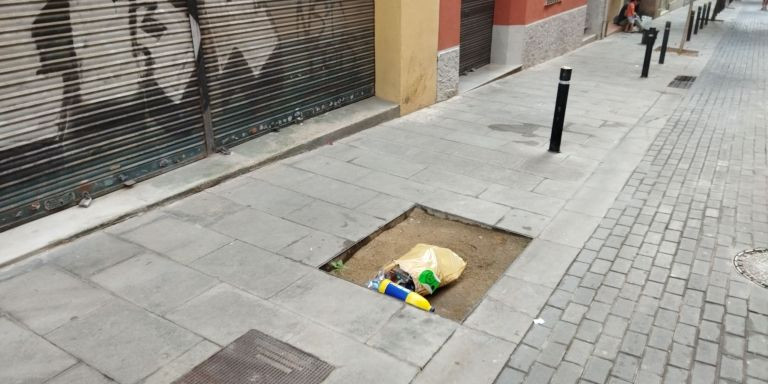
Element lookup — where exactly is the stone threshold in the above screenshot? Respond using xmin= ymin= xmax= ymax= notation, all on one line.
xmin=458 ymin=64 xmax=523 ymax=94
xmin=0 ymin=98 xmax=399 ymax=268
xmin=582 ymin=33 xmax=598 ymax=44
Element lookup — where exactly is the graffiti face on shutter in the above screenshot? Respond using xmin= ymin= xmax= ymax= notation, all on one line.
xmin=0 ymin=0 xmax=375 ymax=231
xmin=0 ymin=1 xmax=206 ymax=230
xmin=0 ymin=1 xmax=199 ymax=149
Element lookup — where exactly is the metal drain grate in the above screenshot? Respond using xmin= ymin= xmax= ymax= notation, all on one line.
xmin=174 ymin=330 xmax=334 ymax=384
xmin=668 ymin=75 xmax=697 ymax=89
xmin=734 ymin=248 xmax=768 ymax=288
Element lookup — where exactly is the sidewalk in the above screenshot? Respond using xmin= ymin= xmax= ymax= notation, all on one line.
xmin=1 ymin=2 xmax=762 ymax=384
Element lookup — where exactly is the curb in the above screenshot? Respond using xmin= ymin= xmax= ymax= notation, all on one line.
xmin=0 ymin=98 xmax=399 ymax=268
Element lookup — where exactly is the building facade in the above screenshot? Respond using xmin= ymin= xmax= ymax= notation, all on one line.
xmin=0 ymin=0 xmax=611 ymax=230
xmin=433 ymin=0 xmax=606 ymax=103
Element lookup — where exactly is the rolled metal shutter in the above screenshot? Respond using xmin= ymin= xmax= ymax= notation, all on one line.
xmin=460 ymin=0 xmax=495 ymax=74
xmin=0 ymin=1 xmax=206 ymax=231
xmin=197 ymin=0 xmax=375 ymax=148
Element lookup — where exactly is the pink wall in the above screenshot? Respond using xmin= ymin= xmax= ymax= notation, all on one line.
xmin=494 ymin=0 xmax=587 ymax=25
xmin=439 ymin=0 xmax=461 ymax=50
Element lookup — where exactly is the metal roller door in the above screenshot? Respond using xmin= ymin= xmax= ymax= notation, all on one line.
xmin=460 ymin=0 xmax=495 ymax=74
xmin=197 ymin=0 xmax=375 ymax=148
xmin=0 ymin=1 xmax=206 ymax=230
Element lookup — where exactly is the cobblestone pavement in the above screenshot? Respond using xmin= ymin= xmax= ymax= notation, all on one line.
xmin=498 ymin=4 xmax=768 ymax=384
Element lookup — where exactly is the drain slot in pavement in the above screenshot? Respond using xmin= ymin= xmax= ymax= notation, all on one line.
xmin=668 ymin=75 xmax=697 ymax=89
xmin=174 ymin=330 xmax=333 ymax=384
xmin=734 ymin=248 xmax=768 ymax=288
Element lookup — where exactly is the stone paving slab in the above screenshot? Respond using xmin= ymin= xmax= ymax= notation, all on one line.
xmin=0 ymin=317 xmax=76 ymax=384
xmin=283 ymin=200 xmax=385 ymax=242
xmin=271 ymin=271 xmax=403 ymax=342
xmin=496 ymin=208 xmax=551 ymax=237
xmin=210 ymin=178 xmax=315 ymax=217
xmin=209 ymin=208 xmax=312 ymax=252
xmin=539 ymin=210 xmax=603 ymax=248
xmin=47 ymin=301 xmax=200 ymax=384
xmin=480 ymin=184 xmax=566 ymax=217
xmin=487 ymin=275 xmax=554 ymax=318
xmin=140 ymin=340 xmax=220 ymax=384
xmin=412 ymin=326 xmax=515 ymax=384
xmin=191 ymin=240 xmax=313 ymax=298
xmin=163 ymin=191 xmax=245 ymax=226
xmin=120 ymin=216 xmax=232 ymax=264
xmin=464 ymin=297 xmax=534 ymax=343
xmin=366 ymin=306 xmax=459 ymax=368
xmin=419 ymin=188 xmax=511 ymax=225
xmin=92 ymin=253 xmax=218 ymax=314
xmin=49 ymin=232 xmax=145 ymax=277
xmin=353 ymin=193 xmax=414 ymax=222
xmin=286 ymin=321 xmax=420 ymax=384
xmin=47 ymin=364 xmax=116 ymax=384
xmin=276 ymin=230 xmax=354 ymax=267
xmin=0 ymin=267 xmax=112 ymax=334
xmin=291 ymin=154 xmax=374 ymax=183
xmin=505 ymin=239 xmax=582 ymax=288
xmin=165 ymin=283 xmax=309 ymax=345
xmin=288 ymin=173 xmax=380 ymax=209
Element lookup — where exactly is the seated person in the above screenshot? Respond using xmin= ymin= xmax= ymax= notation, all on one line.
xmin=614 ymin=0 xmax=645 ymax=32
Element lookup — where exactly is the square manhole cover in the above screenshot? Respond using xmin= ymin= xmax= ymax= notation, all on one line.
xmin=174 ymin=330 xmax=333 ymax=384
xmin=668 ymin=75 xmax=697 ymax=89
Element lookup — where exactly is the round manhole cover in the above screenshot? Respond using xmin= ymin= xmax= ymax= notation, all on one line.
xmin=734 ymin=248 xmax=768 ymax=288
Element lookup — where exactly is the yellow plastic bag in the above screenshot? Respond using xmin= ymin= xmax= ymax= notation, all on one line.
xmin=383 ymin=244 xmax=466 ymax=296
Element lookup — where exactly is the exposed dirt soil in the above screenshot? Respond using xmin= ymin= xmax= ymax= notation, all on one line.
xmin=329 ymin=208 xmax=530 ymax=322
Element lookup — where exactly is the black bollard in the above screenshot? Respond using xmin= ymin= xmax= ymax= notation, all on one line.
xmin=713 ymin=0 xmax=720 ymax=20
xmin=641 ymin=29 xmax=649 ymax=45
xmin=695 ymin=6 xmax=702 ymax=34
xmin=705 ymin=3 xmax=711 ymax=25
xmin=700 ymin=6 xmax=706 ymax=29
xmin=549 ymin=67 xmax=572 ymax=153
xmin=688 ymin=10 xmax=695 ymax=40
xmin=641 ymin=28 xmax=657 ymax=78
xmin=660 ymin=21 xmax=671 ymax=64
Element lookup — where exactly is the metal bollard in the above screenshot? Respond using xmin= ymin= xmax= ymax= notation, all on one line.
xmin=700 ymin=6 xmax=706 ymax=29
xmin=549 ymin=67 xmax=572 ymax=153
xmin=705 ymin=3 xmax=711 ymax=25
xmin=688 ymin=10 xmax=695 ymax=40
xmin=660 ymin=21 xmax=671 ymax=64
xmin=641 ymin=29 xmax=649 ymax=45
xmin=641 ymin=28 xmax=657 ymax=78
xmin=695 ymin=6 xmax=702 ymax=34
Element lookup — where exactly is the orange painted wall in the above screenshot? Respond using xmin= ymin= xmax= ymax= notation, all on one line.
xmin=438 ymin=0 xmax=461 ymax=50
xmin=494 ymin=0 xmax=588 ymax=25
